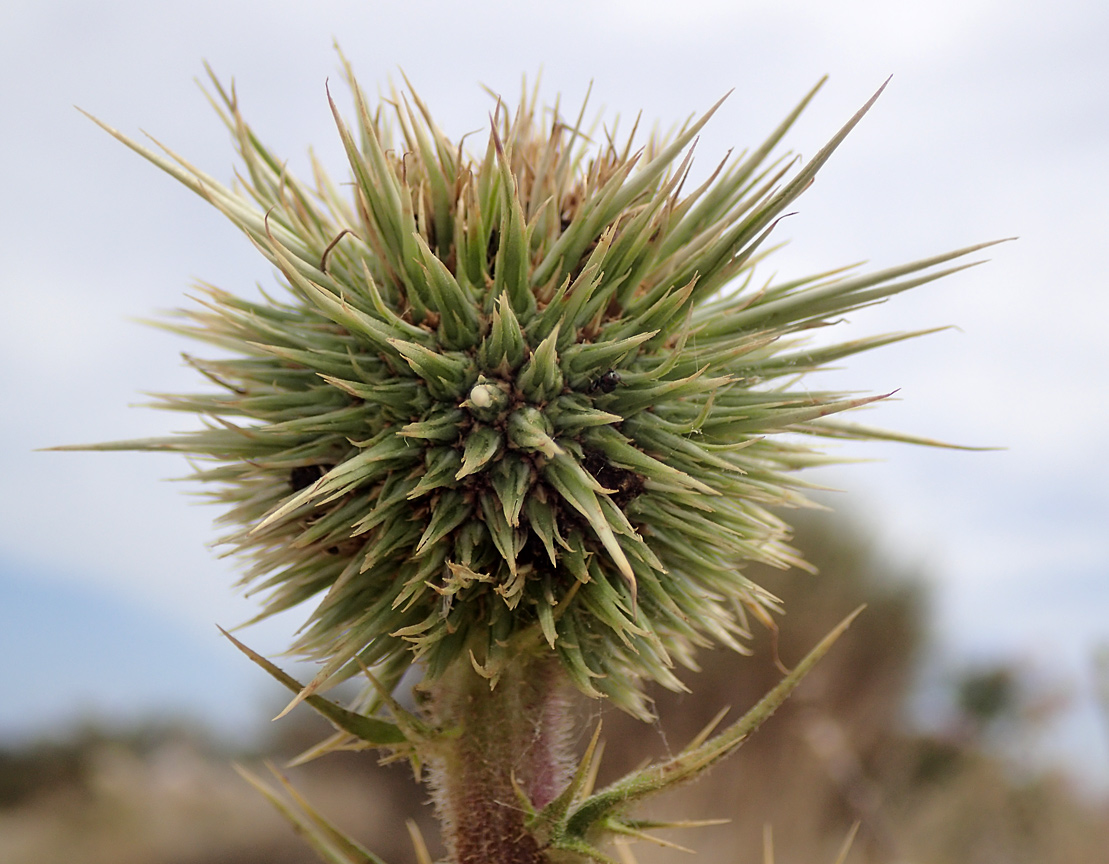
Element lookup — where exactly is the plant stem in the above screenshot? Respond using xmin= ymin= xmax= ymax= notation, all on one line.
xmin=427 ymin=654 xmax=575 ymax=864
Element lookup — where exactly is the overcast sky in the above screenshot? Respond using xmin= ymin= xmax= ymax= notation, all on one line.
xmin=2 ymin=0 xmax=1106 ymax=784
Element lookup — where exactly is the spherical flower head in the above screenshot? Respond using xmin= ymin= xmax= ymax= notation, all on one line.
xmin=85 ymin=66 xmax=996 ymax=717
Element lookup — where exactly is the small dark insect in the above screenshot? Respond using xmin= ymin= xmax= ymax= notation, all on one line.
xmin=290 ymin=464 xmax=326 ymax=492
xmin=588 ymin=370 xmax=621 ymax=393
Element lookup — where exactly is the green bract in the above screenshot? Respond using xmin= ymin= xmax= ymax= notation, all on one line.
xmin=81 ymin=65 xmax=996 ymax=717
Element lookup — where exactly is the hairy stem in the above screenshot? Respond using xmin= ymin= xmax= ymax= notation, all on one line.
xmin=426 ymin=655 xmax=575 ymax=864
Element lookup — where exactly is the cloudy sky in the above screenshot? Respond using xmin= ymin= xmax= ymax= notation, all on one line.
xmin=2 ymin=1 xmax=1106 ymax=783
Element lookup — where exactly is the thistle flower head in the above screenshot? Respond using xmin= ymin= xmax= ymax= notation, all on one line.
xmin=81 ymin=64 xmax=996 ymax=717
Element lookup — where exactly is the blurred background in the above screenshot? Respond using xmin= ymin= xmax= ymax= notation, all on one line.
xmin=2 ymin=1 xmax=1107 ymax=861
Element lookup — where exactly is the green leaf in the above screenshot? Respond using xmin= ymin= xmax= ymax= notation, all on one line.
xmin=542 ymin=453 xmax=635 ymax=592
xmin=218 ymin=627 xmax=407 ymax=747
xmin=456 ymin=425 xmax=504 ymax=479
xmin=414 ymin=489 xmax=472 ymax=554
xmin=516 ymin=324 xmax=564 ymax=403
xmin=477 ymin=293 xmax=527 ymax=373
xmin=489 ymin=453 xmax=533 ymax=526
xmin=506 ymin=405 xmax=563 ymax=458
xmin=565 ymin=607 xmax=865 ymax=838
xmin=389 ymin=341 xmax=477 ymax=400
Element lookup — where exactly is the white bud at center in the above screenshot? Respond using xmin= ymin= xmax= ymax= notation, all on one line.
xmin=469 ymin=383 xmax=495 ymax=409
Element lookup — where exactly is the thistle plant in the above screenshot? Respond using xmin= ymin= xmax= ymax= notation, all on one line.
xmin=68 ymin=59 xmax=999 ymax=864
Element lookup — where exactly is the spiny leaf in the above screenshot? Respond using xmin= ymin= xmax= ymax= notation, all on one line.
xmin=218 ymin=627 xmax=407 ymax=747
xmin=565 ymin=607 xmax=865 ymax=837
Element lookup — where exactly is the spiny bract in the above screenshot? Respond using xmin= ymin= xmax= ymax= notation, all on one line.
xmin=84 ymin=65 xmax=993 ymax=717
